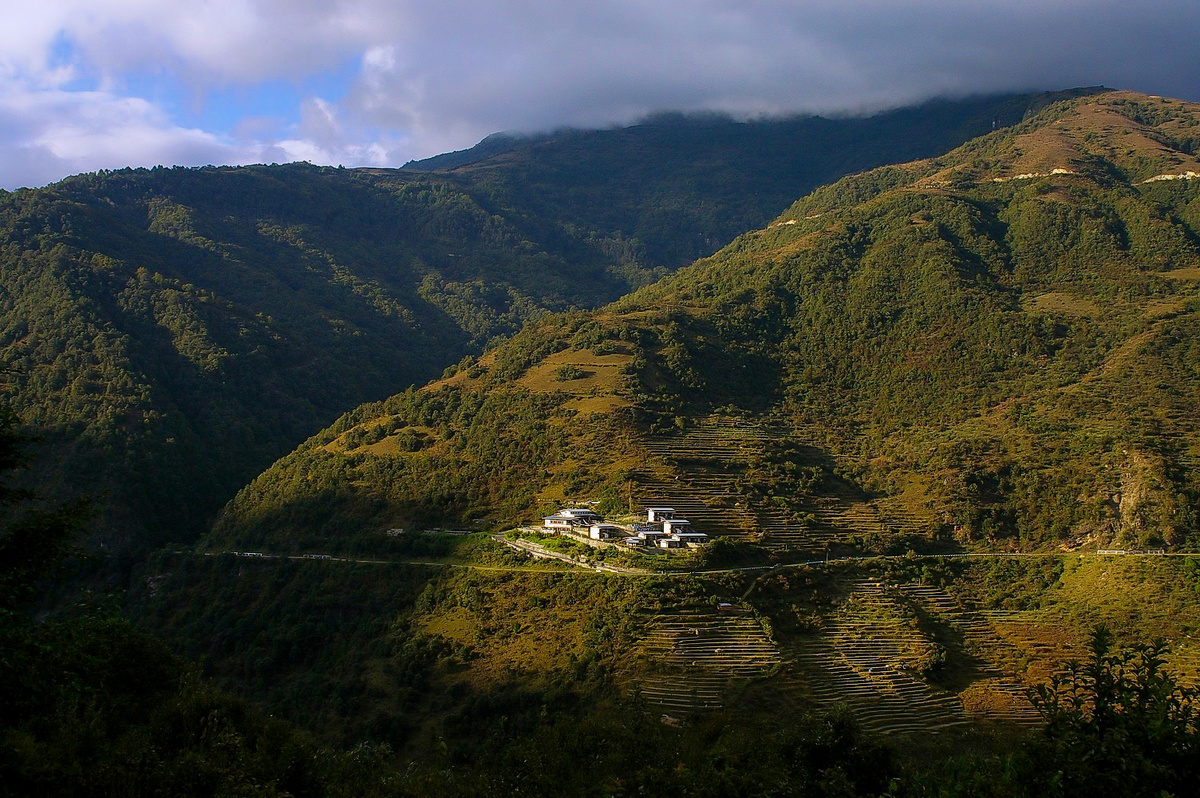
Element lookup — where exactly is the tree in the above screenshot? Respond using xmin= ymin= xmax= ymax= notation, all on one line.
xmin=1026 ymin=625 xmax=1200 ymax=797
xmin=0 ymin=406 xmax=87 ymax=612
xmin=0 ymin=406 xmax=348 ymax=796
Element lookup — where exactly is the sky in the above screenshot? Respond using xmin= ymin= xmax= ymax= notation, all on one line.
xmin=2 ymin=1 xmax=1198 ymax=190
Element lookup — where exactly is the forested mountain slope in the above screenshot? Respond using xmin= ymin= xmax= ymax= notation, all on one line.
xmin=403 ymin=92 xmax=1080 ymax=271
xmin=0 ymin=92 xmax=1054 ymax=557
xmin=0 ymin=164 xmax=581 ymax=554
xmin=214 ymin=90 xmax=1200 ymax=554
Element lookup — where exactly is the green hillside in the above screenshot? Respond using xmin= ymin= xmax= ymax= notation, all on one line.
xmin=125 ymin=89 xmax=1200 ymax=793
xmin=403 ymin=92 xmax=1078 ymax=270
xmin=214 ymin=90 xmax=1200 ymax=554
xmin=10 ymin=81 xmax=1200 ymax=795
xmin=0 ymin=163 xmax=588 ymax=556
xmin=18 ymin=87 xmax=1200 ymax=792
xmin=0 ymin=93 xmax=1048 ymax=560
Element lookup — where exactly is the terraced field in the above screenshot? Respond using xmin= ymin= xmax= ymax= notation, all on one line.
xmin=1165 ymin=639 xmax=1200 ymax=689
xmin=787 ymin=580 xmax=969 ymax=735
xmin=632 ymin=603 xmax=782 ymax=715
xmin=896 ymin=583 xmax=1042 ymax=726
xmin=771 ymin=557 xmax=1200 ymax=736
xmin=635 ymin=415 xmax=934 ymax=551
xmin=636 ymin=415 xmax=783 ymax=538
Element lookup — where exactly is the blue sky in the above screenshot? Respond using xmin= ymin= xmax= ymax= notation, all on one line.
xmin=2 ymin=1 xmax=1198 ymax=190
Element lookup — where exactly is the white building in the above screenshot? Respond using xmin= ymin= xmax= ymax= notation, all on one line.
xmin=543 ymin=508 xmax=601 ymax=530
xmin=636 ymin=529 xmax=669 ymax=544
xmin=589 ymin=523 xmax=624 ymax=540
xmin=646 ymin=507 xmax=676 ymax=522
xmin=663 ymin=518 xmax=693 ymax=536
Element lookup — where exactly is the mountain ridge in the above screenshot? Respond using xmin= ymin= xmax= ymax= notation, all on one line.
xmin=0 ymin=92 xmax=1056 ymax=558
xmin=211 ymin=89 xmax=1200 ymax=555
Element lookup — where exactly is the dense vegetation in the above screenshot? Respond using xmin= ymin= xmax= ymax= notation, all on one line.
xmin=127 ymin=546 xmax=910 ymax=796
xmin=218 ymin=90 xmax=1200 ymax=553
xmin=0 ymin=405 xmax=902 ymax=796
xmin=0 ymin=163 xmax=573 ymax=560
xmin=0 ymin=93 xmax=1048 ymax=566
xmin=898 ymin=628 xmax=1200 ymax=798
xmin=0 ymin=406 xmax=344 ymax=795
xmin=19 ymin=87 xmax=1200 ymax=795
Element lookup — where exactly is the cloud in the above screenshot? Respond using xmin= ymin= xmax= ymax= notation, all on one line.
xmin=0 ymin=77 xmax=399 ymax=188
xmin=341 ymin=0 xmax=1200 ymax=154
xmin=0 ymin=82 xmax=235 ymax=189
xmin=3 ymin=1 xmax=1200 ymax=188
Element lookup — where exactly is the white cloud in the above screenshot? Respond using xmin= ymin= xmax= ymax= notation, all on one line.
xmin=3 ymin=1 xmax=372 ymax=84
xmin=0 ymin=77 xmax=401 ymax=188
xmin=2 ymin=1 xmax=1200 ymax=187
xmin=0 ymin=82 xmax=231 ymax=188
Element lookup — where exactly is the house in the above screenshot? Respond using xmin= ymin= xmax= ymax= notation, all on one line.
xmin=589 ymin=523 xmax=624 ymax=540
xmin=543 ymin=507 xmax=601 ymax=530
xmin=662 ymin=518 xmax=693 ymax=536
xmin=646 ymin=507 xmax=676 ymax=523
xmin=560 ymin=508 xmax=600 ymax=521
xmin=673 ymin=531 xmax=709 ymax=546
xmin=637 ymin=529 xmax=669 ymax=544
xmin=657 ymin=537 xmax=686 ymax=549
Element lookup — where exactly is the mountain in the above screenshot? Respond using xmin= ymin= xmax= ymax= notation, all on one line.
xmin=401 ymin=92 xmax=1088 ymax=271
xmin=0 ymin=163 xmax=598 ymax=558
xmin=214 ymin=89 xmax=1200 ymax=554
xmin=0 ymin=92 xmax=1058 ymax=560
xmin=127 ymin=89 xmax=1200 ymax=793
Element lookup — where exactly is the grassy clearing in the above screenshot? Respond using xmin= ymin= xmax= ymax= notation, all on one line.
xmin=1024 ymin=291 xmax=1101 ymax=317
xmin=518 ymin=348 xmax=632 ymax=395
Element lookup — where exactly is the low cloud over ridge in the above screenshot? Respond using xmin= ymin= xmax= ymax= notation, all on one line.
xmin=3 ymin=1 xmax=1199 ymax=188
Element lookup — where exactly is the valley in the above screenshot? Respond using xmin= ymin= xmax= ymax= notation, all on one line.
xmin=0 ymin=92 xmax=1043 ymax=563
xmin=173 ymin=88 xmax=1200 ymax=788
xmin=8 ymin=87 xmax=1200 ymax=795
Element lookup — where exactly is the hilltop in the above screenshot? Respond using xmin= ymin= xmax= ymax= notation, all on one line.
xmin=399 ymin=92 xmax=1074 ymax=269
xmin=0 ymin=93 xmax=1047 ymax=559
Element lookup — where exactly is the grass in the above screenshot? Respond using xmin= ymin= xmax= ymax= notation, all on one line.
xmin=1024 ymin=291 xmax=1101 ymax=317
xmin=419 ymin=594 xmax=586 ymax=686
xmin=517 ymin=347 xmax=632 ymax=396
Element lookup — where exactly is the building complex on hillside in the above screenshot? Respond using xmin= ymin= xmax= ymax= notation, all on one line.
xmin=543 ymin=505 xmax=709 ymax=549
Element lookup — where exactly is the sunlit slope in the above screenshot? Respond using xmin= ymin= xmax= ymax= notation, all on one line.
xmin=1 ymin=93 xmax=1048 ymax=556
xmin=213 ymin=91 xmax=1200 ymax=553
